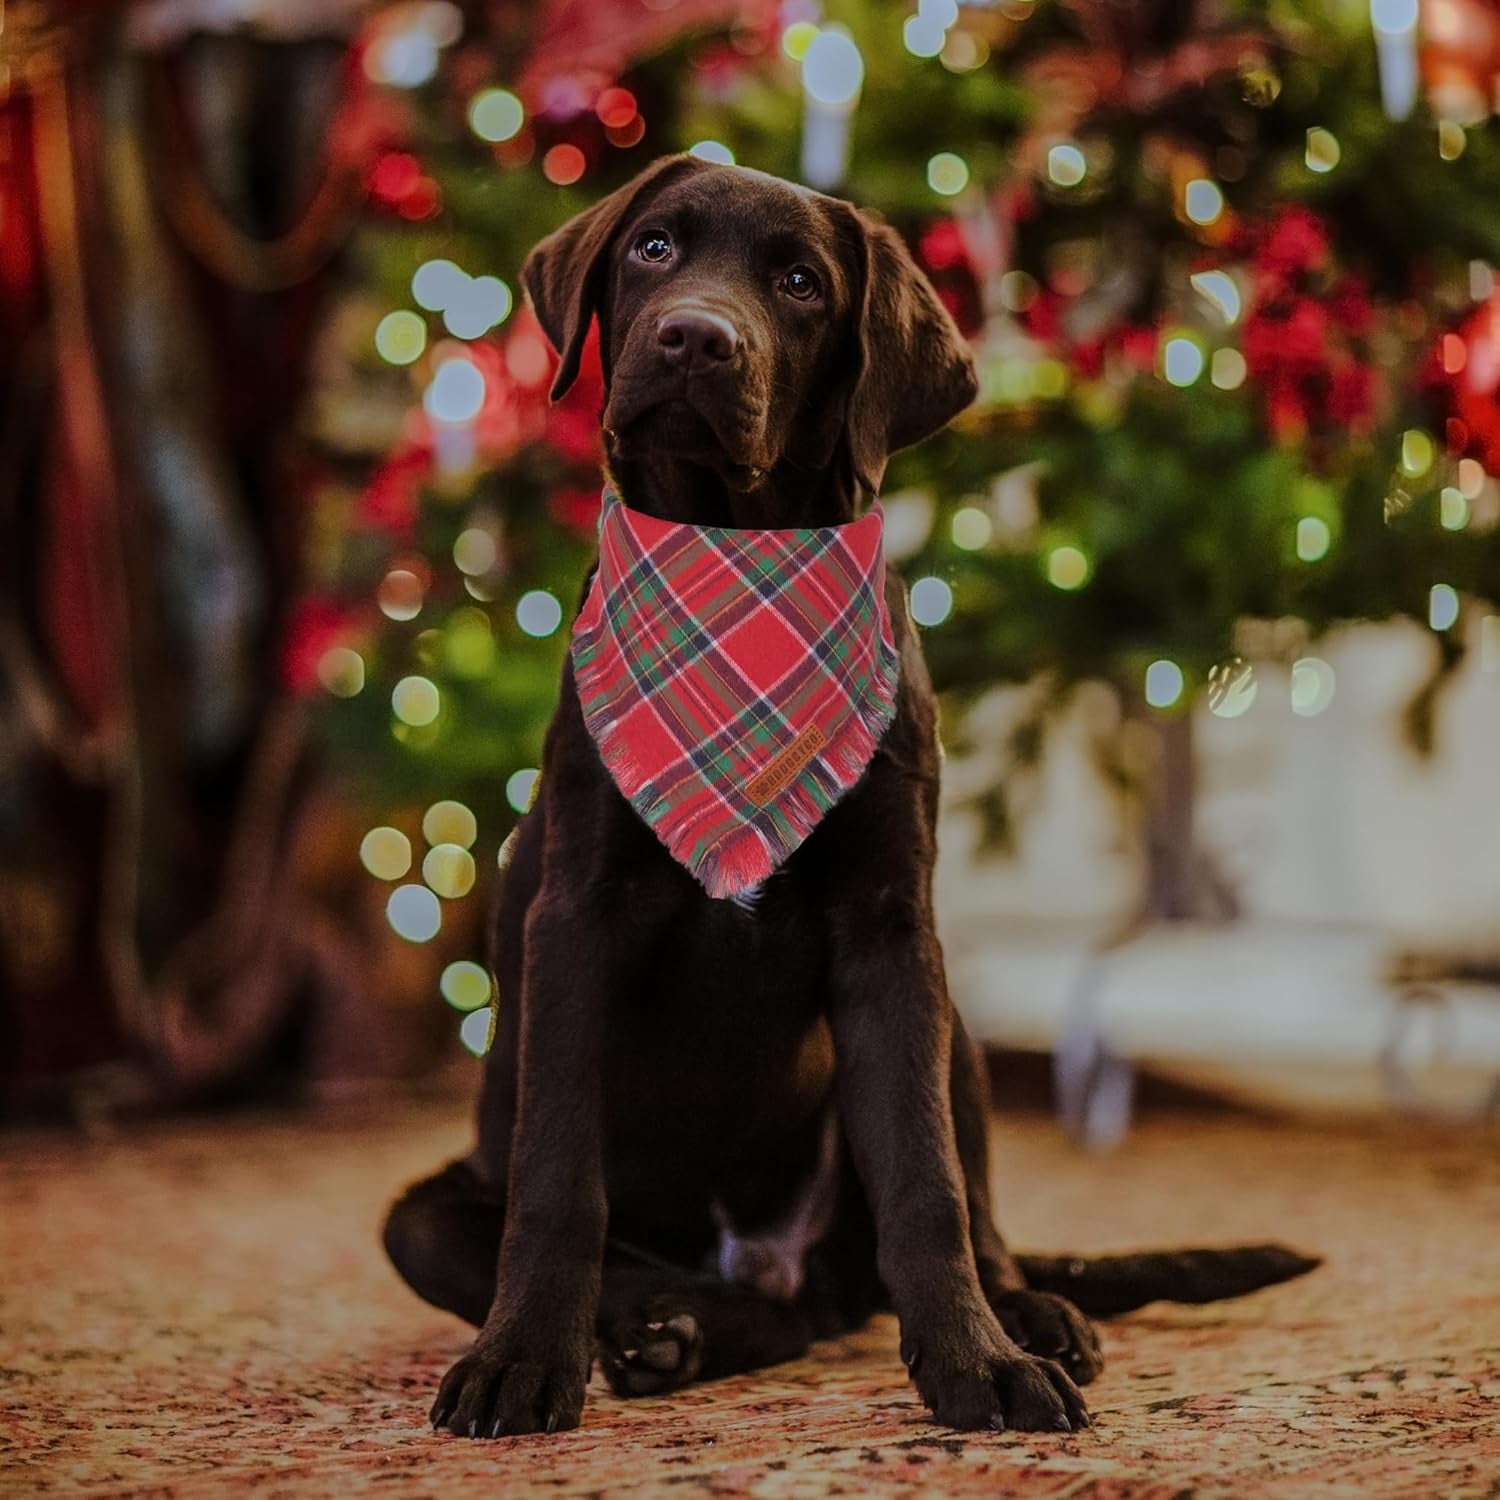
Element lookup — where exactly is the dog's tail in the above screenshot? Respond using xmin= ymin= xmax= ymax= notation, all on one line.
xmin=1014 ymin=1243 xmax=1320 ymax=1318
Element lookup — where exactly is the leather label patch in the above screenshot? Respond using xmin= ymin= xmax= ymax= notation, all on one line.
xmin=746 ymin=723 xmax=826 ymax=806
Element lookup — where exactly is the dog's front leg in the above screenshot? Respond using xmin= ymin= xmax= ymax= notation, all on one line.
xmin=430 ymin=869 xmax=610 ymax=1438
xmin=828 ymin=882 xmax=1089 ymax=1433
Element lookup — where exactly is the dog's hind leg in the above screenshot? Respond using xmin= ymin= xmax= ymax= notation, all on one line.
xmin=949 ymin=1012 xmax=1105 ymax=1385
xmin=596 ymin=1260 xmax=816 ymax=1396
xmin=382 ymin=1158 xmax=503 ymax=1327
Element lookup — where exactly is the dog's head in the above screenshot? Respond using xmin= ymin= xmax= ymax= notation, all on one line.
xmin=522 ymin=156 xmax=977 ymax=505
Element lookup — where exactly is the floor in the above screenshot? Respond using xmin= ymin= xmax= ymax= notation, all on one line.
xmin=2 ymin=1096 xmax=1497 ymax=1498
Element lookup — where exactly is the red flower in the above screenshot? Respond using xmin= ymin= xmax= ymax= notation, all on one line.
xmin=1256 ymin=206 xmax=1330 ymax=282
xmin=548 ymin=486 xmax=603 ymax=536
xmin=920 ymin=218 xmax=969 ymax=273
xmin=281 ymin=597 xmax=360 ymax=695
xmin=357 ymin=442 xmax=433 ymax=533
xmin=1328 ymin=357 xmax=1377 ymax=428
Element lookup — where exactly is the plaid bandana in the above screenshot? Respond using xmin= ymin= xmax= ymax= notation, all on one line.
xmin=571 ymin=487 xmax=900 ymax=900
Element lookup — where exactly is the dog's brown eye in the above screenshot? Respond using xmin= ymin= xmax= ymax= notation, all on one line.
xmin=779 ymin=266 xmax=820 ymax=301
xmin=635 ymin=232 xmax=673 ymax=264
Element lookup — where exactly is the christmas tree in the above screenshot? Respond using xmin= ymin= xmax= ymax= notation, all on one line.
xmin=298 ymin=0 xmax=1500 ymax=1044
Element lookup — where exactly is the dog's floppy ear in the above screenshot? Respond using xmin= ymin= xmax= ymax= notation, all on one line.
xmin=522 ymin=154 xmax=703 ymax=401
xmin=836 ymin=206 xmax=978 ymax=496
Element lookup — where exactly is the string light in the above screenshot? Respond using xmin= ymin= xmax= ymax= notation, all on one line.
xmin=469 ymin=87 xmax=524 ymax=143
xmin=441 ymin=960 xmax=492 ymax=1012
xmin=909 ymin=576 xmax=953 ymax=627
xmin=423 ymin=800 xmax=477 ymax=849
xmin=516 ymin=589 xmax=563 ymax=638
xmin=387 ymin=884 xmax=442 ymax=942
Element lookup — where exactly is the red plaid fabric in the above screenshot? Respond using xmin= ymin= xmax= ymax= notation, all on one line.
xmin=571 ymin=486 xmax=900 ymax=899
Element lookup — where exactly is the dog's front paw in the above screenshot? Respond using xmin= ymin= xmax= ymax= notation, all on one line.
xmin=905 ymin=1331 xmax=1090 ymax=1433
xmin=599 ymin=1298 xmax=704 ymax=1397
xmin=429 ymin=1335 xmax=588 ymax=1438
xmin=992 ymin=1289 xmax=1104 ymax=1385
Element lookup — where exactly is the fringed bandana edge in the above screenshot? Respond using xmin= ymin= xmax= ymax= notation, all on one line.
xmin=570 ymin=486 xmax=900 ymax=899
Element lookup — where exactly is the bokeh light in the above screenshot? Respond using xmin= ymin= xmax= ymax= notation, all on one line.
xmin=951 ymin=506 xmax=992 ymax=550
xmin=423 ymin=799 xmax=477 ymax=849
xmin=377 ymin=568 xmax=424 ymax=621
xmin=1296 ymin=517 xmax=1332 ymax=562
xmin=441 ymin=960 xmax=492 ymax=1012
xmin=424 ymin=358 xmax=486 ymax=423
xmin=1208 ymin=658 xmax=1258 ymax=719
xmin=1211 ymin=347 xmax=1248 ymax=390
xmin=442 ymin=276 xmax=512 ymax=339
xmin=1429 ymin=583 xmax=1460 ymax=631
xmin=387 ymin=883 xmax=442 ymax=942
xmin=453 ymin=527 xmax=498 ymax=576
xmin=1400 ymin=428 xmax=1434 ymax=477
xmin=1305 ymin=128 xmax=1340 ymax=173
xmin=1291 ymin=657 xmax=1336 ymax=716
xmin=1184 ymin=178 xmax=1224 ymax=226
xmin=459 ymin=1005 xmax=495 ymax=1055
xmin=903 ymin=16 xmax=946 ymax=58
xmin=392 ymin=675 xmax=440 ymax=726
xmin=1191 ymin=271 xmax=1241 ymax=324
xmin=412 ymin=258 xmax=466 ymax=312
xmin=690 ymin=140 xmax=735 ymax=164
xmin=1144 ymin=659 xmax=1185 ymax=709
xmin=469 ymin=87 xmax=525 ymax=143
xmin=801 ymin=27 xmax=864 ymax=106
xmin=1440 ymin=487 xmax=1469 ymax=530
xmin=516 ymin=589 xmax=563 ymax=638
xmin=423 ymin=842 xmax=477 ymax=899
xmin=595 ymin=87 xmax=638 ymax=128
xmin=1047 ymin=545 xmax=1090 ymax=590
xmin=1047 ymin=143 xmax=1087 ymax=187
xmin=927 ymin=152 xmax=970 ymax=196
xmin=360 ymin=826 xmax=412 ymax=881
xmin=506 ymin=767 xmax=540 ymax=813
xmin=317 ymin=646 xmax=365 ymax=698
xmin=1162 ymin=336 xmax=1205 ymax=387
xmin=781 ymin=20 xmax=818 ymax=60
xmin=542 ymin=144 xmax=586 ymax=185
xmin=909 ymin=576 xmax=953 ymax=627
xmin=374 ymin=310 xmax=427 ymax=365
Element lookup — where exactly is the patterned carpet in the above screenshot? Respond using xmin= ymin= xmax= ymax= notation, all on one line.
xmin=2 ymin=1097 xmax=1497 ymax=1498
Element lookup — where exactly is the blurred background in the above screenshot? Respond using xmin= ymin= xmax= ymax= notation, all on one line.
xmin=5 ymin=0 xmax=1500 ymax=1136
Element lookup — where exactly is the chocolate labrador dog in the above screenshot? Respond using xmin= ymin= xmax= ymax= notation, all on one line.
xmin=383 ymin=156 xmax=1316 ymax=1439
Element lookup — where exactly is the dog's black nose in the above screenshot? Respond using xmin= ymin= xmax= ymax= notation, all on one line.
xmin=657 ymin=309 xmax=739 ymax=369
